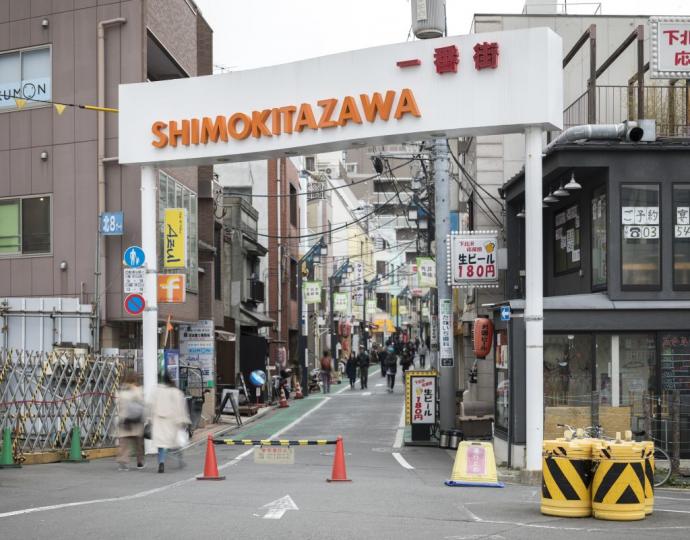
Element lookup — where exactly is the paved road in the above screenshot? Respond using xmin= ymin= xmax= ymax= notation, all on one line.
xmin=1 ymin=370 xmax=690 ymax=539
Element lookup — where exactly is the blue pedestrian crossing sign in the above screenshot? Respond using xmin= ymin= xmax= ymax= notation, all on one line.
xmin=123 ymin=246 xmax=145 ymax=268
xmin=500 ymin=306 xmax=511 ymax=321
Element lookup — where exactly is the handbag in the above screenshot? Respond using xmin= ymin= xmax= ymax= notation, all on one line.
xmin=176 ymin=427 xmax=189 ymax=448
xmin=143 ymin=422 xmax=152 ymax=440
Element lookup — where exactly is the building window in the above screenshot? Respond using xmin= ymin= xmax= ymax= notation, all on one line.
xmin=305 ymin=156 xmax=315 ymax=171
xmin=591 ymin=186 xmax=607 ymax=289
xmin=0 ymin=196 xmax=51 ymax=255
xmin=376 ymin=260 xmax=386 ymax=277
xmin=621 ymin=184 xmax=660 ymax=289
xmin=544 ymin=334 xmax=593 ymax=409
xmin=553 ymin=204 xmax=581 ymax=275
xmin=290 ymin=185 xmax=297 ymax=227
xmin=290 ymin=258 xmax=298 ymax=300
xmin=158 ymin=171 xmax=198 ymax=292
xmin=0 ymin=46 xmax=51 ymax=111
xmin=673 ymin=184 xmax=690 ymax=290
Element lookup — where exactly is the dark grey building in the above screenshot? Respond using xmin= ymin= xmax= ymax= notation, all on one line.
xmin=493 ymin=139 xmax=690 ymax=465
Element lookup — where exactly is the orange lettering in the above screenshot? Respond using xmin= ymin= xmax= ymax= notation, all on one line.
xmin=360 ymin=91 xmax=395 ymax=122
xmin=151 ymin=121 xmax=168 ymax=148
xmin=168 ymin=120 xmax=190 ymax=147
xmin=280 ymin=106 xmax=297 ymax=134
xmin=252 ymin=109 xmax=272 ymax=138
xmin=228 ymin=112 xmax=251 ymax=140
xmin=394 ymin=88 xmax=421 ymax=120
xmin=317 ymin=98 xmax=338 ymax=128
xmin=271 ymin=108 xmax=282 ymax=135
xmin=191 ymin=118 xmax=200 ymax=145
xmin=337 ymin=96 xmax=363 ymax=126
xmin=294 ymin=104 xmax=318 ymax=132
xmin=201 ymin=116 xmax=228 ymax=144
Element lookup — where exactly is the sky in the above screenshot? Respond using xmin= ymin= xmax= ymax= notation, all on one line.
xmin=194 ymin=0 xmax=690 ymax=72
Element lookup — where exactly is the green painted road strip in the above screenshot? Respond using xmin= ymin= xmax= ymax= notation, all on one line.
xmin=231 ymin=396 xmax=327 ymax=441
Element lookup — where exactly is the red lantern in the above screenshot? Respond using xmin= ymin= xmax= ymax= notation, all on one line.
xmin=473 ymin=317 xmax=494 ymax=359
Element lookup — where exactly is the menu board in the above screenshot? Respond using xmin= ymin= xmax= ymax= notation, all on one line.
xmin=661 ymin=334 xmax=690 ymax=391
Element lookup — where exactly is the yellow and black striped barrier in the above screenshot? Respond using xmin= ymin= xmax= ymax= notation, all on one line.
xmin=541 ymin=438 xmax=595 ymax=517
xmin=592 ymin=439 xmax=646 ymax=521
xmin=214 ymin=439 xmax=336 ymax=446
xmin=641 ymin=441 xmax=654 ymax=515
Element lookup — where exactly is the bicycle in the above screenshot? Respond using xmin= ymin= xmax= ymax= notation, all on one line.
xmin=555 ymin=423 xmax=672 ymax=487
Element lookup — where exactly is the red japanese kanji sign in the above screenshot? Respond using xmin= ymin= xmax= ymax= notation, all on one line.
xmin=473 ymin=42 xmax=499 ymax=70
xmin=434 ymin=45 xmax=459 ymax=74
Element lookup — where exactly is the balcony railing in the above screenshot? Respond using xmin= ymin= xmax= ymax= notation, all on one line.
xmin=563 ymin=85 xmax=690 ymax=137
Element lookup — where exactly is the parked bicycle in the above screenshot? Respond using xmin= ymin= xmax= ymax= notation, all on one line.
xmin=556 ymin=423 xmax=672 ymax=487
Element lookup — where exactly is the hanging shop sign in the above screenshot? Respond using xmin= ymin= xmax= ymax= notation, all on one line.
xmin=158 ymin=274 xmax=186 ymax=303
xmin=333 ymin=292 xmax=350 ymax=313
xmin=303 ymin=281 xmax=322 ymax=304
xmin=398 ymin=305 xmax=409 ymax=316
xmin=405 ymin=370 xmax=438 ymax=425
xmin=650 ymin=17 xmax=690 ymax=78
xmin=439 ymin=299 xmax=453 ymax=366
xmin=366 ymin=299 xmax=377 ymax=315
xmin=416 ymin=257 xmax=436 ymax=287
xmin=163 ymin=208 xmax=186 ymax=268
xmin=119 ymin=28 xmax=562 ymax=166
xmin=352 ymin=262 xmax=364 ymax=306
xmin=473 ymin=317 xmax=494 ymax=359
xmin=448 ymin=231 xmax=499 ymax=288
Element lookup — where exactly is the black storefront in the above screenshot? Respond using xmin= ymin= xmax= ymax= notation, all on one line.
xmin=495 ymin=140 xmax=690 ymax=464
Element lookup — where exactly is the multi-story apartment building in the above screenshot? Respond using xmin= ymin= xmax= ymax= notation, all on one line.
xmin=0 ymin=1 xmax=221 ymax=417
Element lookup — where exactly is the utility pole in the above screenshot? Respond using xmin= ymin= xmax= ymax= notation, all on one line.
xmin=433 ymin=138 xmax=456 ymax=433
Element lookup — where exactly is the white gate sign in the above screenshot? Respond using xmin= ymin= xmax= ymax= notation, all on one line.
xmin=650 ymin=17 xmax=690 ymax=78
xmin=119 ymin=28 xmax=561 ymax=166
xmin=448 ymin=231 xmax=499 ymax=288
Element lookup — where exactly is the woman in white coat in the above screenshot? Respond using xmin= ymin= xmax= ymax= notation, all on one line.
xmin=150 ymin=372 xmax=191 ymax=473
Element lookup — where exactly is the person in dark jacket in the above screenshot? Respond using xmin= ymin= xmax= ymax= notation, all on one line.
xmin=384 ymin=346 xmax=397 ymax=393
xmin=400 ymin=346 xmax=413 ymax=384
xmin=345 ymin=353 xmax=357 ymax=390
xmin=356 ymin=345 xmax=369 ymax=390
xmin=378 ymin=344 xmax=387 ymax=376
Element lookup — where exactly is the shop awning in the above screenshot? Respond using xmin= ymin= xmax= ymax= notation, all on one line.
xmin=214 ymin=330 xmax=236 ymax=341
xmin=239 ymin=307 xmax=275 ymax=328
xmin=371 ymin=319 xmax=396 ymax=333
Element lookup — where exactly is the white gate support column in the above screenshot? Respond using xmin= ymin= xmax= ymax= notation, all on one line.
xmin=524 ymin=126 xmax=544 ymax=472
xmin=141 ymin=165 xmax=158 ymax=406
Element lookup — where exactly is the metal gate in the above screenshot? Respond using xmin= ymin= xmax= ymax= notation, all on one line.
xmin=0 ymin=349 xmax=123 ymax=460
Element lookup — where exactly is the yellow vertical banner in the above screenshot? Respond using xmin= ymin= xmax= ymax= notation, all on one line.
xmin=164 ymin=208 xmax=186 ymax=268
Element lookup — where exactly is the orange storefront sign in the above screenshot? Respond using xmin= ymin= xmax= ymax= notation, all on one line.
xmin=151 ymin=88 xmax=421 ymax=148
xmin=158 ymin=274 xmax=186 ymax=303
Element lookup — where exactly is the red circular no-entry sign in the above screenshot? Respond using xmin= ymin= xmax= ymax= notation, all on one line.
xmin=124 ymin=293 xmax=146 ymax=316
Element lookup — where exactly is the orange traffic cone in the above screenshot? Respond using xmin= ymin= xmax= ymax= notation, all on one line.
xmin=279 ymin=387 xmax=290 ymax=408
xmin=197 ymin=435 xmax=226 ymax=481
xmin=294 ymin=382 xmax=304 ymax=399
xmin=327 ymin=436 xmax=351 ymax=482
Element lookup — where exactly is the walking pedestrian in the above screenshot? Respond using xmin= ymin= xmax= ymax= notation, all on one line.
xmin=385 ymin=345 xmax=397 ymax=393
xmin=418 ymin=341 xmax=428 ymax=369
xmin=356 ymin=345 xmax=369 ymax=389
xmin=345 ymin=352 xmax=357 ymax=390
xmin=150 ymin=372 xmax=190 ymax=473
xmin=379 ymin=343 xmax=387 ymax=376
xmin=116 ymin=372 xmax=145 ymax=471
xmin=320 ymin=350 xmax=333 ymax=394
xmin=370 ymin=344 xmax=379 ymax=378
xmin=400 ymin=346 xmax=413 ymax=385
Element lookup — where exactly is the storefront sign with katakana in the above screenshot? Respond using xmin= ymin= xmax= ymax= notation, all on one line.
xmin=448 ymin=232 xmax=499 ymax=287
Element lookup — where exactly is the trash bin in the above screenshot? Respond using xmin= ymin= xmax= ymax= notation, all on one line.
xmin=439 ymin=430 xmax=450 ymax=449
xmin=541 ymin=437 xmax=595 ymax=517
xmin=591 ymin=437 xmax=646 ymax=521
xmin=448 ymin=429 xmax=463 ymax=450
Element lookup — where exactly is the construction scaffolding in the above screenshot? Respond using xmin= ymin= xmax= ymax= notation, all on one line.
xmin=0 ymin=349 xmax=123 ymax=462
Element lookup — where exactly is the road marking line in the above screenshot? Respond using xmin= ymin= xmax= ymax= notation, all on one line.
xmin=0 ymin=395 xmax=331 ymax=520
xmin=656 ymin=495 xmax=690 ymax=501
xmin=392 ymin=452 xmax=414 ymax=470
xmin=375 ymin=383 xmax=384 ymax=387
xmin=260 ymin=495 xmax=298 ymax=519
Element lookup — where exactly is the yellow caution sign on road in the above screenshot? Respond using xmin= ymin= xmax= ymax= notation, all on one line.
xmin=445 ymin=441 xmax=504 ymax=488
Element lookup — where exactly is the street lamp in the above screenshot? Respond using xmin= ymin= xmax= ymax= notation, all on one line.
xmin=298 ymin=236 xmax=328 ymax=396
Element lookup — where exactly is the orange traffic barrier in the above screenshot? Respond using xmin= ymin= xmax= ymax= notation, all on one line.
xmin=197 ymin=435 xmax=226 ymax=481
xmin=327 ymin=435 xmax=351 ymax=482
